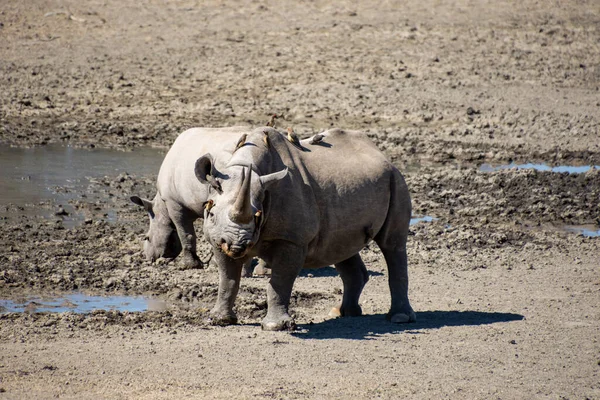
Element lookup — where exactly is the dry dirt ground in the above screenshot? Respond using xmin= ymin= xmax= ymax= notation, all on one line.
xmin=1 ymin=0 xmax=600 ymax=399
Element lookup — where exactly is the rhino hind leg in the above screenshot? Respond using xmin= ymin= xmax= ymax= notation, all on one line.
xmin=330 ymin=254 xmax=369 ymax=318
xmin=379 ymin=246 xmax=416 ymax=323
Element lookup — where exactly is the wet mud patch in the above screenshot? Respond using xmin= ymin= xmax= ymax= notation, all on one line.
xmin=407 ymin=166 xmax=600 ymax=226
xmin=0 ymin=286 xmax=335 ymax=334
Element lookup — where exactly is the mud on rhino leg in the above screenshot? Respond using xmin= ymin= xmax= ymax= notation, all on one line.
xmin=210 ymin=252 xmax=243 ymax=325
xmin=330 ymin=254 xmax=369 ymax=317
xmin=380 ymin=245 xmax=416 ymax=323
xmin=167 ymin=203 xmax=202 ymax=269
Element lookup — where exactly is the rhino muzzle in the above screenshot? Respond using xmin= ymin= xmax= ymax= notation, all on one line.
xmin=219 ymin=240 xmax=254 ymax=259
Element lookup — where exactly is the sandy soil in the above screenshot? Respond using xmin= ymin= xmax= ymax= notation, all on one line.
xmin=1 ymin=0 xmax=599 ymax=398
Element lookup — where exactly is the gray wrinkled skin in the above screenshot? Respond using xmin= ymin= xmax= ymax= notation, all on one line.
xmin=131 ymin=126 xmax=252 ymax=269
xmin=195 ymin=127 xmax=415 ymax=330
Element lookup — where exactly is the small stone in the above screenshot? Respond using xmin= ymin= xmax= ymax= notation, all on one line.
xmin=466 ymin=107 xmax=480 ymax=116
xmin=55 ymin=206 xmax=69 ymax=216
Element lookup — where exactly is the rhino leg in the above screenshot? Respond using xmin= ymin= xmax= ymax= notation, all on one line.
xmin=166 ymin=203 xmax=202 ymax=269
xmin=375 ymin=170 xmax=415 ymax=323
xmin=209 ymin=252 xmax=244 ymax=325
xmin=330 ymin=254 xmax=369 ymax=317
xmin=380 ymin=245 xmax=416 ymax=323
xmin=241 ymin=259 xmax=254 ymax=278
xmin=261 ymin=244 xmax=305 ymax=331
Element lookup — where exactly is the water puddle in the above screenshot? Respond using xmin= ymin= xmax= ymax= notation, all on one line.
xmin=480 ymin=163 xmax=600 ymax=174
xmin=410 ymin=215 xmax=437 ymax=225
xmin=564 ymin=225 xmax=600 ymax=238
xmin=0 ymin=144 xmax=165 ymax=227
xmin=0 ymin=293 xmax=169 ymax=314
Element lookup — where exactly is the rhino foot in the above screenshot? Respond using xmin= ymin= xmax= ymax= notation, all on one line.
xmin=328 ymin=305 xmax=363 ymax=318
xmin=386 ymin=309 xmax=417 ymax=324
xmin=177 ymin=255 xmax=204 ymax=270
xmin=207 ymin=312 xmax=238 ymax=326
xmin=261 ymin=315 xmax=296 ymax=331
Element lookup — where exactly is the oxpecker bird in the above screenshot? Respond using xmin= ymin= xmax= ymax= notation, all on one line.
xmin=286 ymin=127 xmax=301 ymax=149
xmin=266 ymin=114 xmax=278 ymax=127
xmin=235 ymin=134 xmax=247 ymax=151
xmin=308 ymin=133 xmax=324 ymax=145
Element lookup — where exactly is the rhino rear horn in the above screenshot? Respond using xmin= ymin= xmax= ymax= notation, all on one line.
xmin=259 ymin=168 xmax=288 ymax=189
xmin=229 ymin=167 xmax=254 ymax=224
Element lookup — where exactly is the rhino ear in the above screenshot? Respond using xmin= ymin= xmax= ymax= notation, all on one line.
xmin=130 ymin=196 xmax=154 ymax=217
xmin=259 ymin=168 xmax=288 ymax=190
xmin=195 ymin=154 xmax=215 ymax=185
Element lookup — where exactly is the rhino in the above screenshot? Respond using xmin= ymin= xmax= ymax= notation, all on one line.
xmin=194 ymin=127 xmax=415 ymax=330
xmin=130 ymin=126 xmax=253 ymax=269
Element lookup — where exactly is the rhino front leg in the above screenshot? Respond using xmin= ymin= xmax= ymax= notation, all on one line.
xmin=261 ymin=243 xmax=305 ymax=331
xmin=210 ymin=251 xmax=244 ymax=325
xmin=330 ymin=253 xmax=369 ymax=318
xmin=166 ymin=203 xmax=202 ymax=269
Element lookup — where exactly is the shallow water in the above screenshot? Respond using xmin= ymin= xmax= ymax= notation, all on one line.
xmin=0 ymin=144 xmax=165 ymax=226
xmin=410 ymin=215 xmax=437 ymax=225
xmin=564 ymin=225 xmax=600 ymax=238
xmin=0 ymin=293 xmax=168 ymax=314
xmin=479 ymin=163 xmax=600 ymax=174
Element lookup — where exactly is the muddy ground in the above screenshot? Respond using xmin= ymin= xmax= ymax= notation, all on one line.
xmin=1 ymin=0 xmax=599 ymax=398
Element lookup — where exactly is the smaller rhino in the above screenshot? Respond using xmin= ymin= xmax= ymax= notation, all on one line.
xmin=131 ymin=127 xmax=252 ymax=269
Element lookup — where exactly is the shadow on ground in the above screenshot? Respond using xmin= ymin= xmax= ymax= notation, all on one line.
xmin=298 ymin=266 xmax=383 ymax=277
xmin=292 ymin=310 xmax=524 ymax=340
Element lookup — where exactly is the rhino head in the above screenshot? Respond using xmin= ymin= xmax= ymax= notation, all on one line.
xmin=194 ymin=154 xmax=288 ymax=259
xmin=130 ymin=194 xmax=182 ymax=262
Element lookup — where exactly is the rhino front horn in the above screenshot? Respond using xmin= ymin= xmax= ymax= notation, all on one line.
xmin=229 ymin=166 xmax=254 ymax=224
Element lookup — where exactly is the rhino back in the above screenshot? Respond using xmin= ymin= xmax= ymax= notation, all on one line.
xmin=268 ymin=129 xmax=401 ymax=268
xmin=157 ymin=127 xmax=249 ymax=213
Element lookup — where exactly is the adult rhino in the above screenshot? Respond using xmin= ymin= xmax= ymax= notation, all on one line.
xmin=131 ymin=126 xmax=253 ymax=269
xmin=194 ymin=127 xmax=415 ymax=330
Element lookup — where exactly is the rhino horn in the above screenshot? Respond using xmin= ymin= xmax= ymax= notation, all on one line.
xmin=259 ymin=168 xmax=288 ymax=189
xmin=229 ymin=166 xmax=254 ymax=224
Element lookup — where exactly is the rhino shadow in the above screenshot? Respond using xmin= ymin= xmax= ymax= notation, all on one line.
xmin=298 ymin=267 xmax=383 ymax=278
xmin=291 ymin=310 xmax=524 ymax=340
